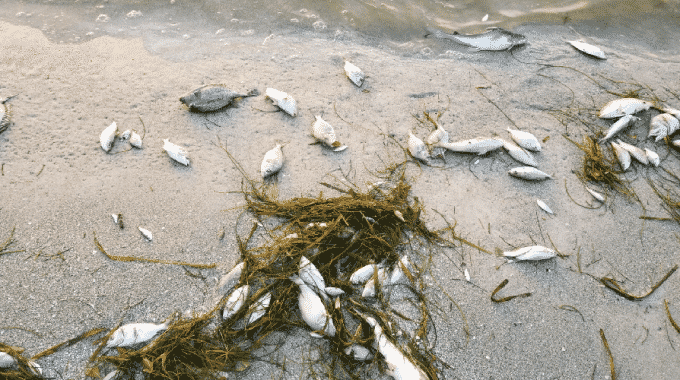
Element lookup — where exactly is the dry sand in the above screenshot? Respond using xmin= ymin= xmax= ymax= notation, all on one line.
xmin=1 ymin=19 xmax=680 ymax=379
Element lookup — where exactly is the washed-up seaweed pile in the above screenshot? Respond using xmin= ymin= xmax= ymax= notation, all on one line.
xmin=84 ymin=161 xmax=449 ymax=380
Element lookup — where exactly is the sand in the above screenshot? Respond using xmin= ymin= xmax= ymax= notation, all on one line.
xmin=1 ymin=19 xmax=680 ymax=379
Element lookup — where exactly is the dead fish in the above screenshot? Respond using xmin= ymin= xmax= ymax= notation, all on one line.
xmin=299 ymin=256 xmax=327 ymax=299
xmin=599 ymin=115 xmax=639 ymax=143
xmin=503 ymin=245 xmax=556 ymax=261
xmin=610 ymin=141 xmax=631 ymax=171
xmin=394 ymin=210 xmax=405 ymax=222
xmin=130 ymin=131 xmax=143 ymax=148
xmin=260 ymin=144 xmax=284 ymax=178
xmin=312 ymin=116 xmax=347 ymax=151
xmin=365 ymin=316 xmax=429 ymax=380
xmin=502 ymin=139 xmax=537 ymax=167
xmin=120 ymin=130 xmax=131 ymax=140
xmin=223 ymin=285 xmax=250 ymax=320
xmin=464 ymin=268 xmax=471 ymax=282
xmin=645 ymin=148 xmax=660 ymax=167
xmin=537 ymin=199 xmax=554 ymax=215
xmin=508 ymin=167 xmax=552 ymax=180
xmin=408 ymin=132 xmax=430 ymax=162
xmin=100 ymin=122 xmax=118 ymax=152
xmin=180 ymin=85 xmax=258 ymax=112
xmin=102 ymin=370 xmax=121 ymax=380
xmin=324 ymin=286 xmax=345 ymax=296
xmin=350 ymin=264 xmax=383 ymax=284
xmin=649 ymin=113 xmax=680 ymax=142
xmin=106 ymin=321 xmax=169 ymax=348
xmin=247 ymin=292 xmax=272 ymax=325
xmin=389 ymin=255 xmax=412 ymax=285
xmin=138 ymin=226 xmax=153 ymax=241
xmin=344 ymin=61 xmax=365 ymax=87
xmin=290 ymin=277 xmax=336 ymax=337
xmin=265 ymin=88 xmax=297 ymax=116
xmin=568 ymin=40 xmax=606 ymax=59
xmin=673 ymin=139 xmax=680 ymax=148
xmin=425 ymin=124 xmax=449 ymax=158
xmin=598 ymin=98 xmax=653 ymax=119
xmin=344 ymin=344 xmax=373 ymax=361
xmin=209 ymin=261 xmax=245 ymax=309
xmin=362 ymin=267 xmax=390 ymax=298
xmin=616 ymin=140 xmax=648 ymax=165
xmin=426 ymin=26 xmax=527 ymax=51
xmin=441 ymin=137 xmax=503 ymax=155
xmin=660 ymin=106 xmax=680 ymax=120
xmin=112 ymin=213 xmax=123 ymax=229
xmin=586 ymin=187 xmax=606 ymax=203
xmin=0 ymin=95 xmax=16 ymax=134
xmin=163 ymin=139 xmax=190 ymax=166
xmin=507 ymin=128 xmax=541 ymax=152
xmin=0 ymin=352 xmax=17 ymax=367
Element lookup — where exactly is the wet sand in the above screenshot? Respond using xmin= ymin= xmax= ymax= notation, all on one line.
xmin=1 ymin=19 xmax=680 ymax=379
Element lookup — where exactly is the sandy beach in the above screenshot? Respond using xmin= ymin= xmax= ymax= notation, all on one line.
xmin=1 ymin=12 xmax=680 ymax=379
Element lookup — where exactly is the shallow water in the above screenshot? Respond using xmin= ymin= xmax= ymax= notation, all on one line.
xmin=1 ymin=0 xmax=679 ymax=58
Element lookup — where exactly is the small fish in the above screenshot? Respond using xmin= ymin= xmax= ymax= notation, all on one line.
xmin=441 ymin=137 xmax=503 ymax=155
xmin=106 ymin=321 xmax=169 ymax=348
xmin=599 ymin=98 xmax=653 ymax=119
xmin=130 ymin=131 xmax=142 ymax=148
xmin=138 ymin=226 xmax=153 ymax=241
xmin=163 ymin=139 xmax=190 ymax=166
xmin=102 ymin=370 xmax=121 ymax=380
xmin=502 ymin=139 xmax=537 ymax=167
xmin=223 ymin=285 xmax=250 ymax=320
xmin=312 ymin=116 xmax=347 ymax=151
xmin=425 ymin=124 xmax=449 ymax=158
xmin=508 ymin=167 xmax=552 ymax=180
xmin=365 ymin=316 xmax=429 ymax=380
xmin=389 ymin=255 xmax=412 ymax=285
xmin=299 ymin=256 xmax=327 ymax=299
xmin=344 ymin=344 xmax=373 ymax=361
xmin=408 ymin=132 xmax=430 ymax=162
xmin=394 ymin=210 xmax=405 ymax=222
xmin=290 ymin=277 xmax=336 ymax=337
xmin=362 ymin=267 xmax=390 ymax=298
xmin=120 ymin=130 xmax=131 ymax=140
xmin=537 ymin=199 xmax=554 ymax=215
xmin=0 ymin=352 xmax=17 ymax=368
xmin=112 ymin=213 xmax=123 ymax=229
xmin=260 ymin=144 xmax=284 ymax=178
xmin=265 ymin=88 xmax=297 ymax=116
xmin=648 ymin=113 xmax=680 ymax=142
xmin=645 ymin=148 xmax=660 ymax=167
xmin=568 ymin=40 xmax=606 ymax=59
xmin=180 ymin=85 xmax=258 ymax=112
xmin=482 ymin=14 xmax=489 ymax=22
xmin=0 ymin=95 xmax=16 ymax=134
xmin=610 ymin=141 xmax=631 ymax=171
xmin=586 ymin=187 xmax=606 ymax=203
xmin=344 ymin=61 xmax=365 ymax=87
xmin=673 ymin=139 xmax=680 ymax=148
xmin=503 ymin=245 xmax=557 ymax=261
xmin=100 ymin=122 xmax=118 ymax=152
xmin=426 ymin=27 xmax=527 ymax=51
xmin=616 ymin=140 xmax=648 ymax=165
xmin=325 ymin=287 xmax=345 ymax=296
xmin=507 ymin=128 xmax=541 ymax=151
xmin=350 ymin=264 xmax=382 ymax=284
xmin=247 ymin=292 xmax=272 ymax=325
xmin=209 ymin=262 xmax=245 ymax=308
xmin=599 ymin=115 xmax=639 ymax=143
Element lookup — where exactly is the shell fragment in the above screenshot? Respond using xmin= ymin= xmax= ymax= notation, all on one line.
xmin=265 ymin=88 xmax=297 ymax=117
xmin=163 ymin=139 xmax=190 ymax=166
xmin=138 ymin=227 xmax=153 ymax=241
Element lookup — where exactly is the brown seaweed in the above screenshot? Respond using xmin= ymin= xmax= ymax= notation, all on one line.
xmin=490 ymin=279 xmax=532 ymax=303
xmin=599 ymin=329 xmax=616 ymax=380
xmin=600 ymin=265 xmax=677 ymax=301
xmin=0 ymin=227 xmax=24 ymax=257
xmin=665 ymin=300 xmax=680 ymax=335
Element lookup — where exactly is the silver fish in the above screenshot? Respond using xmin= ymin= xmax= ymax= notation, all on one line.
xmin=106 ymin=321 xmax=169 ymax=348
xmin=645 ymin=148 xmax=660 ymax=167
xmin=389 ymin=255 xmax=412 ymax=285
xmin=247 ymin=292 xmax=272 ymax=325
xmin=265 ymin=88 xmax=297 ymax=117
xmin=100 ymin=121 xmax=118 ymax=152
xmin=507 ymin=128 xmax=541 ymax=151
xmin=536 ymin=199 xmax=554 ymax=215
xmin=660 ymin=106 xmax=680 ymax=120
xmin=290 ymin=277 xmax=336 ymax=337
xmin=362 ymin=267 xmax=390 ymax=298
xmin=120 ymin=130 xmax=131 ymax=140
xmin=260 ymin=144 xmax=284 ymax=178
xmin=599 ymin=115 xmax=639 ymax=143
xmin=129 ymin=131 xmax=143 ymax=148
xmin=427 ymin=27 xmax=527 ymax=51
xmin=502 ymin=139 xmax=537 ymax=167
xmin=210 ymin=262 xmax=245 ymax=309
xmin=312 ymin=116 xmax=347 ymax=151
xmin=163 ymin=139 xmax=190 ymax=166
xmin=615 ymin=140 xmax=648 ymax=165
xmin=508 ymin=167 xmax=552 ymax=180
xmin=599 ymin=98 xmax=653 ymax=119
xmin=649 ymin=113 xmax=680 ymax=142
xmin=324 ymin=286 xmax=345 ymax=296
xmin=610 ymin=141 xmax=631 ymax=171
xmin=344 ymin=344 xmax=373 ymax=361
xmin=138 ymin=227 xmax=153 ymax=241
xmin=503 ymin=246 xmax=556 ymax=261
xmin=568 ymin=40 xmax=606 ymax=59
xmin=223 ymin=285 xmax=250 ymax=320
xmin=408 ymin=132 xmax=430 ymax=162
xmin=425 ymin=124 xmax=449 ymax=158
xmin=299 ymin=256 xmax=327 ymax=299
xmin=441 ymin=137 xmax=503 ymax=155
xmin=586 ymin=187 xmax=605 ymax=203
xmin=0 ymin=352 xmax=17 ymax=368
xmin=365 ymin=316 xmax=429 ymax=380
xmin=0 ymin=95 xmax=15 ymax=135
xmin=350 ymin=264 xmax=383 ymax=284
xmin=180 ymin=85 xmax=258 ymax=112
xmin=344 ymin=61 xmax=365 ymax=87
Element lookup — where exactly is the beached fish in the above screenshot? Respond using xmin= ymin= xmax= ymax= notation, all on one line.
xmin=426 ymin=124 xmax=449 ymax=158
xmin=138 ymin=227 xmax=153 ymax=241
xmin=100 ymin=122 xmax=118 ymax=152
xmin=324 ymin=287 xmax=345 ymax=296
xmin=408 ymin=132 xmax=430 ymax=162
xmin=312 ymin=116 xmax=347 ymax=151
xmin=102 ymin=370 xmax=121 ymax=380
xmin=610 ymin=141 xmax=631 ymax=171
xmin=616 ymin=140 xmax=648 ymax=165
xmin=441 ymin=137 xmax=503 ymax=155
xmin=344 ymin=61 xmax=365 ymax=87
xmin=389 ymin=256 xmax=412 ymax=285
xmin=502 ymin=139 xmax=537 ymax=166
xmin=586 ymin=187 xmax=605 ymax=203
xmin=598 ymin=98 xmax=653 ymax=119
xmin=106 ymin=321 xmax=169 ymax=348
xmin=508 ymin=167 xmax=552 ymax=180
xmin=362 ymin=267 xmax=390 ymax=298
xmin=350 ymin=264 xmax=383 ymax=284
xmin=291 ymin=277 xmax=336 ymax=337
xmin=507 ymin=128 xmax=541 ymax=151
xmin=0 ymin=97 xmax=12 ymax=135
xmin=673 ymin=139 xmax=680 ymax=148
xmin=129 ymin=131 xmax=142 ymax=148
xmin=120 ymin=130 xmax=131 ymax=140
xmin=260 ymin=144 xmax=284 ymax=178
xmin=503 ymin=245 xmax=556 ymax=261
xmin=537 ymin=199 xmax=554 ymax=215
xmin=299 ymin=256 xmax=327 ymax=298
xmin=265 ymin=88 xmax=297 ymax=116
xmin=660 ymin=106 xmax=680 ymax=120
xmin=426 ymin=27 xmax=527 ymax=51
xmin=0 ymin=352 xmax=17 ymax=368
xmin=216 ymin=262 xmax=245 ymax=295
xmin=649 ymin=113 xmax=680 ymax=142
xmin=180 ymin=85 xmax=258 ymax=112
xmin=365 ymin=316 xmax=429 ymax=380
xmin=247 ymin=292 xmax=272 ymax=325
xmin=344 ymin=344 xmax=373 ymax=361
xmin=568 ymin=40 xmax=606 ymax=59
xmin=599 ymin=115 xmax=639 ymax=143
xmin=163 ymin=139 xmax=190 ymax=166
xmin=223 ymin=285 xmax=250 ymax=320
xmin=645 ymin=148 xmax=660 ymax=167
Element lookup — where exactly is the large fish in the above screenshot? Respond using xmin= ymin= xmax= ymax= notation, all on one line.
xmin=426 ymin=27 xmax=527 ymax=51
